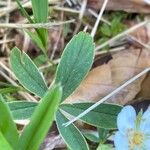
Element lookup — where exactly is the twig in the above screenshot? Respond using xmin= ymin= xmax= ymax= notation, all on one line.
xmin=53 ymin=6 xmax=80 ymax=13
xmin=50 ymin=12 xmax=64 ymax=60
xmin=95 ymin=46 xmax=126 ymax=55
xmin=0 ymin=20 xmax=75 ymax=29
xmin=39 ymin=58 xmax=60 ymax=70
xmin=73 ymin=0 xmax=87 ymax=35
xmin=88 ymin=8 xmax=110 ymax=25
xmin=0 ymin=39 xmax=14 ymax=44
xmin=95 ymin=20 xmax=150 ymax=51
xmin=63 ymin=68 xmax=150 ymax=127
xmin=91 ymin=0 xmax=109 ymax=37
xmin=127 ymin=35 xmax=150 ymax=49
xmin=0 ymin=0 xmax=59 ymax=17
xmin=1 ymin=0 xmax=11 ymax=52
xmin=53 ymin=6 xmax=110 ymax=25
xmin=79 ymin=0 xmax=87 ymax=20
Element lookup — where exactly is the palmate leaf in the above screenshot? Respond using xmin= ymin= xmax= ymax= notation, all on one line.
xmin=56 ymin=110 xmax=89 ymax=150
xmin=8 ymin=101 xmax=37 ymax=120
xmin=10 ymin=47 xmax=48 ymax=97
xmin=17 ymin=84 xmax=62 ymax=150
xmin=55 ymin=32 xmax=95 ymax=101
xmin=0 ymin=96 xmax=19 ymax=149
xmin=60 ymin=103 xmax=122 ymax=129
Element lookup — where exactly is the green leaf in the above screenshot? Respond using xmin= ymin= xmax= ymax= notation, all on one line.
xmin=34 ymin=54 xmax=47 ymax=66
xmin=0 ymin=132 xmax=13 ymax=150
xmin=97 ymin=144 xmax=114 ymax=150
xmin=83 ymin=131 xmax=100 ymax=143
xmin=111 ymin=18 xmax=126 ymax=36
xmin=27 ymin=31 xmax=46 ymax=53
xmin=31 ymin=0 xmax=48 ymax=49
xmin=56 ymin=110 xmax=89 ymax=150
xmin=17 ymin=84 xmax=62 ymax=150
xmin=97 ymin=128 xmax=109 ymax=143
xmin=100 ymin=24 xmax=111 ymax=37
xmin=15 ymin=0 xmax=48 ymax=52
xmin=60 ymin=103 xmax=122 ymax=129
xmin=8 ymin=101 xmax=37 ymax=120
xmin=0 ymin=86 xmax=22 ymax=94
xmin=36 ymin=29 xmax=48 ymax=50
xmin=0 ymin=96 xmax=19 ymax=149
xmin=15 ymin=0 xmax=34 ymax=23
xmin=10 ymin=47 xmax=48 ymax=97
xmin=31 ymin=0 xmax=48 ymax=23
xmin=55 ymin=32 xmax=95 ymax=101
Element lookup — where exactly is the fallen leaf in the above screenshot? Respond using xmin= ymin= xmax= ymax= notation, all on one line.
xmin=65 ymin=19 xmax=150 ymax=105
xmin=40 ymin=134 xmax=65 ymax=150
xmin=65 ymin=48 xmax=150 ymax=105
xmin=136 ymin=73 xmax=150 ymax=100
xmin=87 ymin=0 xmax=150 ymax=13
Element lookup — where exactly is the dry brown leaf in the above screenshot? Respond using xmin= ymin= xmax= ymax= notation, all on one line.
xmin=65 ymin=48 xmax=150 ymax=105
xmin=136 ymin=73 xmax=150 ymax=100
xmin=87 ymin=0 xmax=150 ymax=13
xmin=40 ymin=135 xmax=65 ymax=150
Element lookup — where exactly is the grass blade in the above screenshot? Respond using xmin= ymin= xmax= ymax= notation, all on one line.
xmin=15 ymin=0 xmax=34 ymax=23
xmin=15 ymin=0 xmax=48 ymax=51
xmin=27 ymin=31 xmax=46 ymax=54
xmin=0 ymin=96 xmax=19 ymax=149
xmin=0 ymin=132 xmax=13 ymax=150
xmin=17 ymin=84 xmax=62 ymax=150
xmin=31 ymin=0 xmax=48 ymax=49
xmin=31 ymin=0 xmax=48 ymax=23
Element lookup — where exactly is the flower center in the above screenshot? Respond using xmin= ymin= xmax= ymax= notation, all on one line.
xmin=132 ymin=132 xmax=143 ymax=146
xmin=128 ymin=130 xmax=144 ymax=149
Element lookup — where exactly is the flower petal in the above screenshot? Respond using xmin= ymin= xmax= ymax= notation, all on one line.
xmin=114 ymin=131 xmax=128 ymax=150
xmin=144 ymin=0 xmax=150 ymax=5
xmin=117 ymin=105 xmax=136 ymax=134
xmin=140 ymin=107 xmax=150 ymax=134
xmin=144 ymin=138 xmax=150 ymax=149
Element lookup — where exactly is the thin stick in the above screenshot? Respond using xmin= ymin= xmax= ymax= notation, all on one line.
xmin=91 ymin=0 xmax=109 ymax=37
xmin=53 ymin=6 xmax=110 ymax=24
xmin=63 ymin=68 xmax=150 ymax=127
xmin=1 ymin=0 xmax=11 ymax=52
xmin=127 ymin=35 xmax=150 ymax=49
xmin=0 ymin=19 xmax=75 ymax=29
xmin=0 ymin=39 xmax=14 ymax=44
xmin=0 ymin=0 xmax=59 ymax=17
xmin=53 ymin=6 xmax=80 ymax=13
xmin=88 ymin=8 xmax=110 ymax=25
xmin=79 ymin=0 xmax=87 ymax=20
xmin=95 ymin=20 xmax=150 ymax=51
xmin=95 ymin=46 xmax=125 ymax=55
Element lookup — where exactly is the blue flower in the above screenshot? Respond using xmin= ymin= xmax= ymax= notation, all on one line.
xmin=114 ymin=105 xmax=150 ymax=150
